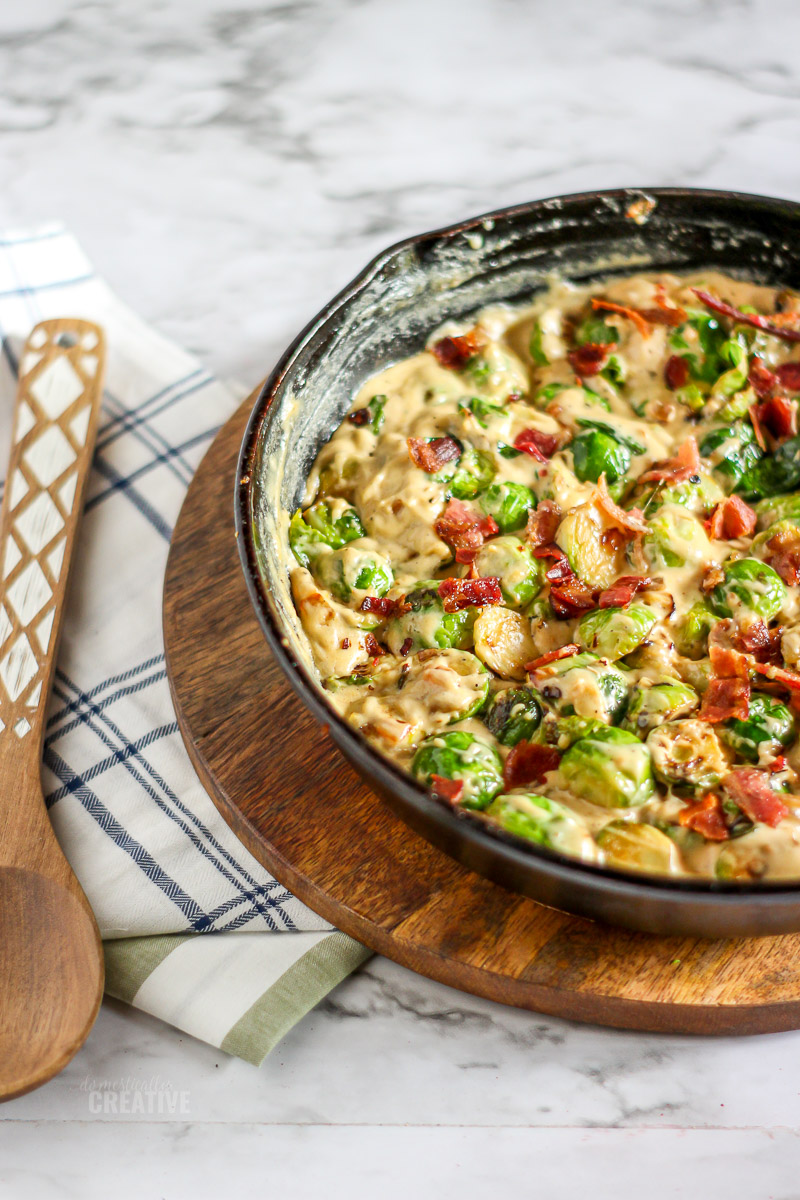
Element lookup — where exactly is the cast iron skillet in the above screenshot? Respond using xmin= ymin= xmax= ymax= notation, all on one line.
xmin=236 ymin=186 xmax=800 ymax=938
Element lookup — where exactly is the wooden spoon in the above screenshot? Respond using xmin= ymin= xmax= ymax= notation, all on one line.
xmin=0 ymin=319 xmax=106 ymax=1100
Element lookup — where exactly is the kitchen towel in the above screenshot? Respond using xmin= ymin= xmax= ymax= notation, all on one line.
xmin=0 ymin=225 xmax=370 ymax=1065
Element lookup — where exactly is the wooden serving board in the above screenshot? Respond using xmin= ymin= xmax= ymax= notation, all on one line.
xmin=163 ymin=394 xmax=800 ymax=1035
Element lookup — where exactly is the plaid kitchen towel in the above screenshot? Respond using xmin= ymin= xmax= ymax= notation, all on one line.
xmin=0 ymin=225 xmax=370 ymax=1065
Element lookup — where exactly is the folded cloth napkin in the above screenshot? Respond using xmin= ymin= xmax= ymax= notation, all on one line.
xmin=0 ymin=226 xmax=370 ymax=1064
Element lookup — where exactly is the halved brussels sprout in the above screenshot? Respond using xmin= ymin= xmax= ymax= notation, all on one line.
xmin=751 ymin=519 xmax=800 ymax=561
xmin=641 ymin=505 xmax=714 ymax=569
xmin=313 ymin=544 xmax=394 ymax=604
xmin=676 ymin=601 xmax=716 ymax=659
xmin=621 ymin=678 xmax=699 ymax=737
xmin=436 ymin=441 xmax=496 ymax=499
xmin=555 ymin=499 xmax=625 ymax=591
xmin=719 ymin=693 xmax=796 ymax=763
xmin=412 ymin=730 xmax=503 ymax=810
xmin=479 ymin=482 xmax=537 ymax=533
xmin=632 ymin=470 xmax=724 ymax=517
xmin=715 ymin=835 xmax=771 ymax=881
xmin=699 ymin=422 xmax=762 ymax=492
xmin=708 ymin=557 xmax=786 ymax=621
xmin=754 ymin=492 xmax=800 ymax=531
xmin=486 ymin=793 xmax=593 ymax=857
xmin=482 ymin=686 xmax=542 ymax=746
xmin=289 ymin=499 xmax=366 ymax=567
xmin=736 ymin=434 xmax=800 ymax=502
xmin=473 ymin=606 xmax=537 ymax=679
xmin=647 ymin=719 xmax=727 ymax=789
xmin=384 ymin=580 xmax=475 ymax=655
xmin=532 ymin=651 xmax=628 ymax=724
xmin=560 ymin=726 xmax=655 ymax=809
xmin=577 ymin=604 xmax=656 ymax=662
xmin=473 ymin=536 xmax=542 ymax=609
xmin=596 ymin=820 xmax=678 ymax=873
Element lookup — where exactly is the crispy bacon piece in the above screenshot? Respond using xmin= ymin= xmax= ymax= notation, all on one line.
xmin=704 ymin=495 xmax=757 ymax=541
xmin=748 ymin=356 xmax=778 ymax=400
xmin=359 ymin=595 xmax=400 ymax=619
xmin=708 ymin=619 xmax=750 ymax=680
xmin=748 ymin=403 xmax=767 ymax=451
xmin=524 ymin=500 xmax=561 ymax=549
xmin=597 ymin=574 xmax=659 ymax=609
xmin=642 ymin=288 xmax=687 ymax=327
xmin=430 ymin=328 xmax=486 ymax=370
xmin=544 ymin=554 xmax=598 ymax=617
xmin=502 ymin=740 xmax=561 ymax=791
xmin=364 ymin=633 xmax=384 ymax=658
xmin=347 ymin=407 xmax=371 ymax=426
xmin=434 ymin=499 xmax=499 ymax=564
xmin=437 ymin=576 xmax=502 ymax=613
xmin=692 ymin=288 xmax=800 ymax=344
xmin=568 ymin=342 xmax=615 ymax=377
xmin=777 ymin=362 xmax=800 ymax=392
xmin=723 ymin=768 xmax=789 ymax=828
xmin=596 ymin=474 xmax=648 ymax=535
xmin=752 ymin=661 xmax=800 ymax=691
xmin=514 ymin=428 xmax=561 ymax=461
xmin=763 ymin=523 xmax=800 ymax=586
xmin=678 ymin=794 xmax=729 ymax=842
xmin=664 ymin=354 xmax=689 ymax=391
xmin=754 ymin=395 xmax=798 ymax=441
xmin=525 ymin=644 xmax=580 ymax=672
xmin=399 ymin=637 xmax=413 ymax=657
xmin=429 ymin=774 xmax=464 ymax=805
xmin=407 ymin=435 xmax=461 ymax=473
xmin=698 ymin=676 xmax=751 ymax=723
xmin=590 ymin=298 xmax=651 ymax=339
xmin=638 ymin=436 xmax=701 ymax=485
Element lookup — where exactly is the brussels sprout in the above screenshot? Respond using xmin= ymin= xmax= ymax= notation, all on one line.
xmin=538 ymin=712 xmax=609 ymax=749
xmin=669 ymin=310 xmax=727 ymax=384
xmin=750 ymin=519 xmax=800 ymax=561
xmin=632 ymin=470 xmax=725 ymax=517
xmin=412 ymin=730 xmax=503 ymax=810
xmin=479 ymin=481 xmax=537 ymax=533
xmin=715 ymin=835 xmax=772 ymax=881
xmin=555 ymin=499 xmax=623 ymax=590
xmin=736 ymin=435 xmax=800 ymax=501
xmin=313 ymin=544 xmax=394 ymax=604
xmin=483 ymin=687 xmax=542 ymax=746
xmin=754 ymin=492 xmax=800 ymax=531
xmin=289 ymin=501 xmax=365 ymax=567
xmin=472 ymin=606 xmax=537 ymax=680
xmin=577 ymin=604 xmax=656 ymax=662
xmin=708 ymin=557 xmax=786 ymax=621
xmin=575 ymin=312 xmax=618 ymax=346
xmin=529 ymin=321 xmax=549 ymax=366
xmin=458 ymin=396 xmax=508 ymax=428
xmin=560 ymin=726 xmax=655 ymax=809
xmin=384 ymin=580 xmax=475 ymax=655
xmin=719 ymin=693 xmax=796 ymax=763
xmin=621 ymin=678 xmax=699 ymax=737
xmin=641 ymin=505 xmax=714 ymax=569
xmin=571 ymin=428 xmax=630 ymax=488
xmin=473 ymin=536 xmax=542 ymax=609
xmin=676 ymin=601 xmax=716 ymax=658
xmin=324 ymin=672 xmax=375 ymax=692
xmin=596 ymin=820 xmax=678 ymax=873
xmin=436 ymin=441 xmax=496 ymax=499
xmin=647 ymin=719 xmax=727 ymax=789
xmin=486 ymin=793 xmax=592 ymax=857
xmin=699 ymin=422 xmax=762 ymax=491
xmin=532 ymin=651 xmax=628 ymax=724
xmin=534 ymin=382 xmax=611 ymax=412
xmin=712 ymin=338 xmax=749 ymax=397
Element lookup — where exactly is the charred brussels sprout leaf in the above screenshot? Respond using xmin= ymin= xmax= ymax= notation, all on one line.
xmin=560 ymin=726 xmax=655 ymax=809
xmin=621 ymin=678 xmax=699 ymax=737
xmin=482 ymin=687 xmax=542 ymax=746
xmin=412 ymin=730 xmax=503 ymax=811
xmin=385 ymin=581 xmax=475 ymax=655
xmin=596 ymin=821 xmax=678 ymax=873
xmin=719 ymin=693 xmax=796 ymax=763
xmin=486 ymin=793 xmax=591 ymax=856
xmin=479 ymin=482 xmax=537 ymax=533
xmin=577 ymin=604 xmax=656 ymax=661
xmin=474 ymin=536 xmax=542 ymax=609
xmin=709 ymin=558 xmax=786 ymax=621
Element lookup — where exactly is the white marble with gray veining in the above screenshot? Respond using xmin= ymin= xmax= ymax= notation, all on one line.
xmin=2 ymin=0 xmax=800 ymax=1195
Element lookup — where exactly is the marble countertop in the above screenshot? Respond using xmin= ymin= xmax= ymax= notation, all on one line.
xmin=3 ymin=0 xmax=800 ymax=1195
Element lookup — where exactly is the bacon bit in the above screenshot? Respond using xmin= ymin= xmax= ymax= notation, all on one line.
xmin=525 ymin=644 xmax=580 ymax=673
xmin=777 ymin=362 xmax=800 ymax=392
xmin=429 ymin=774 xmax=464 ymax=805
xmin=692 ymin=288 xmax=800 ymax=345
xmin=399 ymin=637 xmax=413 ymax=657
xmin=568 ymin=342 xmax=615 ymax=377
xmin=701 ymin=563 xmax=725 ymax=594
xmin=755 ymin=395 xmax=798 ymax=442
xmin=502 ymin=741 xmax=561 ymax=791
xmin=430 ymin=328 xmax=486 ymax=370
xmin=638 ymin=436 xmax=701 ymax=486
xmin=752 ymin=661 xmax=800 ymax=692
xmin=595 ymin=474 xmax=648 ymax=535
xmin=364 ymin=633 xmax=384 ymax=658
xmin=590 ymin=298 xmax=652 ymax=339
xmin=678 ymin=794 xmax=730 ymax=842
xmin=544 ymin=554 xmax=598 ymax=617
xmin=723 ymin=768 xmax=789 ymax=828
xmin=597 ymin=574 xmax=660 ymax=608
xmin=664 ymin=354 xmax=690 ymax=391
xmin=514 ymin=428 xmax=561 ymax=460
xmin=341 ymin=638 xmax=350 ymax=649
xmin=347 ymin=407 xmax=371 ymax=426
xmin=524 ymin=500 xmax=561 ymax=549
xmin=644 ymin=287 xmax=687 ymax=326
xmin=771 ymin=755 xmax=788 ymax=774
xmin=532 ymin=540 xmax=567 ymax=563
xmin=437 ymin=576 xmax=502 ymax=613
xmin=763 ymin=524 xmax=800 ymax=586
xmin=506 ymin=390 xmax=523 ymax=403
xmin=748 ymin=356 xmax=778 ymax=400
xmin=704 ymin=495 xmax=757 ymax=541
xmin=434 ymin=499 xmax=499 ymax=564
xmin=747 ymin=403 xmax=767 ymax=451
xmin=698 ymin=676 xmax=751 ymax=723
xmin=359 ymin=595 xmax=399 ymax=619
xmin=708 ymin=619 xmax=750 ymax=680
xmin=407 ymin=435 xmax=462 ymax=473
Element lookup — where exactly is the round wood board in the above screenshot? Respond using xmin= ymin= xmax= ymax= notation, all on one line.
xmin=163 ymin=393 xmax=800 ymax=1036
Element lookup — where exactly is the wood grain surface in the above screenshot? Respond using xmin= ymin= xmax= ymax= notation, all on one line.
xmin=163 ymin=393 xmax=800 ymax=1036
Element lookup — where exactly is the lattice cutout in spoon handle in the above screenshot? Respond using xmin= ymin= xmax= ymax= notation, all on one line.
xmin=0 ymin=319 xmax=105 ymax=749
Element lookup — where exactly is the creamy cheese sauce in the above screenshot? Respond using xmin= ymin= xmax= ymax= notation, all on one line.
xmin=287 ymin=269 xmax=800 ymax=880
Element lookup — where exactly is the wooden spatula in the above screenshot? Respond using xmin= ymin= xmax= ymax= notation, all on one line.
xmin=0 ymin=319 xmax=105 ymax=1100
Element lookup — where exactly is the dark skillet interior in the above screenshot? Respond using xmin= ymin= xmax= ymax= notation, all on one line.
xmin=237 ymin=187 xmax=800 ymax=938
